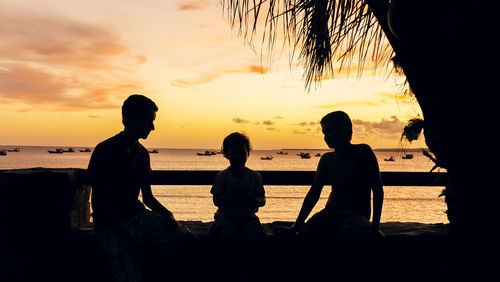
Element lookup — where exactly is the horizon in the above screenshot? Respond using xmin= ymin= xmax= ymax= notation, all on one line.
xmin=0 ymin=144 xmax=427 ymax=151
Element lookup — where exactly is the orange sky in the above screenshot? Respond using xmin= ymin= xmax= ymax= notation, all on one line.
xmin=0 ymin=0 xmax=425 ymax=149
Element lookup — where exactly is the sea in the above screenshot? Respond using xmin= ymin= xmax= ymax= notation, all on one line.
xmin=0 ymin=146 xmax=448 ymax=224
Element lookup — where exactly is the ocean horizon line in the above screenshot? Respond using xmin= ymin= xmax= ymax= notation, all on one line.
xmin=1 ymin=145 xmax=428 ymax=152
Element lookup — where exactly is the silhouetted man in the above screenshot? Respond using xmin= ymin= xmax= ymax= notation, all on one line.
xmin=87 ymin=94 xmax=184 ymax=282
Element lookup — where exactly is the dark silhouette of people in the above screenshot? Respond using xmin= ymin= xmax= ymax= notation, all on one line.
xmin=209 ymin=132 xmax=266 ymax=241
xmin=87 ymin=94 xmax=191 ymax=282
xmin=290 ymin=111 xmax=384 ymax=240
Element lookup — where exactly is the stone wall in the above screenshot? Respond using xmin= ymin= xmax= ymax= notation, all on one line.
xmin=0 ymin=168 xmax=91 ymax=234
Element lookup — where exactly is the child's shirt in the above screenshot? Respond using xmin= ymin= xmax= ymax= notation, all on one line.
xmin=210 ymin=167 xmax=265 ymax=217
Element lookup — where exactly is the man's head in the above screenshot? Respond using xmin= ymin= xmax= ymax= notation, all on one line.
xmin=122 ymin=94 xmax=158 ymax=139
xmin=320 ymin=111 xmax=352 ymax=149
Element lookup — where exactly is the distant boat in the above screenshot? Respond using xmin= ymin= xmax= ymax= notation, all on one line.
xmin=79 ymin=148 xmax=91 ymax=152
xmin=261 ymin=156 xmax=273 ymax=160
xmin=197 ymin=150 xmax=216 ymax=156
xmin=149 ymin=149 xmax=159 ymax=153
xmin=298 ymin=152 xmax=311 ymax=159
xmin=7 ymin=148 xmax=20 ymax=152
xmin=402 ymin=154 xmax=414 ymax=159
xmin=48 ymin=149 xmax=64 ymax=154
xmin=277 ymin=151 xmax=288 ymax=155
xmin=63 ymin=148 xmax=74 ymax=153
xmin=315 ymin=153 xmax=321 ymax=157
xmin=0 ymin=149 xmax=7 ymax=156
xmin=384 ymin=156 xmax=395 ymax=161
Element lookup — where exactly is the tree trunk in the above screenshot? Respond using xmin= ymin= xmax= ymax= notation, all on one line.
xmin=368 ymin=0 xmax=496 ymax=275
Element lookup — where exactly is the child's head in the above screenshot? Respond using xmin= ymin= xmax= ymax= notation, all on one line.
xmin=222 ymin=132 xmax=251 ymax=168
xmin=320 ymin=111 xmax=352 ymax=149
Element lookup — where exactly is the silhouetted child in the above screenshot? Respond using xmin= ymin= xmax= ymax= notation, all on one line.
xmin=210 ymin=132 xmax=266 ymax=241
xmin=291 ymin=111 xmax=384 ymax=240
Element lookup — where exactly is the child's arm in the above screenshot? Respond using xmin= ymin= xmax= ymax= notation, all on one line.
xmin=290 ymin=156 xmax=327 ymax=233
xmin=213 ymin=193 xmax=235 ymax=207
xmin=211 ymin=173 xmax=234 ymax=207
xmin=253 ymin=172 xmax=266 ymax=207
xmin=366 ymin=147 xmax=384 ymax=234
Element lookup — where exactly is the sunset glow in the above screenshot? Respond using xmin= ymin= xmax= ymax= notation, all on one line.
xmin=0 ymin=0 xmax=425 ymax=149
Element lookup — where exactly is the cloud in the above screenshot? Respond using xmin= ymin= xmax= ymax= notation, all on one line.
xmin=0 ymin=6 xmax=146 ymax=110
xmin=266 ymin=127 xmax=276 ymax=131
xmin=136 ymin=56 xmax=148 ymax=64
xmin=293 ymin=130 xmax=308 ymax=135
xmin=87 ymin=115 xmax=99 ymax=118
xmin=352 ymin=116 xmax=406 ymax=139
xmin=291 ymin=116 xmax=405 ymax=139
xmin=315 ymin=100 xmax=385 ymax=109
xmin=177 ymin=0 xmax=211 ymax=11
xmin=315 ymin=92 xmax=413 ymax=110
xmin=0 ymin=63 xmax=142 ymax=111
xmin=296 ymin=121 xmax=318 ymax=127
xmin=172 ymin=65 xmax=269 ymax=87
xmin=263 ymin=120 xmax=274 ymax=126
xmin=232 ymin=117 xmax=250 ymax=124
xmin=0 ymin=10 xmax=132 ymax=70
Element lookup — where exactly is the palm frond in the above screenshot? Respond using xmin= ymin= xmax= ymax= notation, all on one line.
xmin=220 ymin=0 xmax=393 ymax=89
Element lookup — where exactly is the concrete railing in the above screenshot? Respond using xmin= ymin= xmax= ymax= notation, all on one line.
xmin=0 ymin=168 xmax=447 ymax=233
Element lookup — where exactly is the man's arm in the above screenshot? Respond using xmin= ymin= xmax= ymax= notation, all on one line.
xmin=141 ymin=184 xmax=176 ymax=220
xmin=290 ymin=156 xmax=327 ymax=233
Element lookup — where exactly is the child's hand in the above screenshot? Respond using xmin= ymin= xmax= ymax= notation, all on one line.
xmin=273 ymin=225 xmax=295 ymax=236
xmin=369 ymin=229 xmax=385 ymax=239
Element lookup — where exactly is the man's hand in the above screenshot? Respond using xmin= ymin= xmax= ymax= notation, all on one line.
xmin=160 ymin=209 xmax=179 ymax=232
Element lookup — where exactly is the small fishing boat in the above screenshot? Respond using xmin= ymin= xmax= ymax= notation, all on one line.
xmin=79 ymin=148 xmax=91 ymax=152
xmin=315 ymin=153 xmax=321 ymax=157
xmin=402 ymin=154 xmax=414 ymax=159
xmin=277 ymin=151 xmax=288 ymax=155
xmin=384 ymin=156 xmax=395 ymax=161
xmin=197 ymin=150 xmax=216 ymax=156
xmin=48 ymin=149 xmax=64 ymax=154
xmin=0 ymin=149 xmax=7 ymax=156
xmin=63 ymin=148 xmax=74 ymax=153
xmin=7 ymin=148 xmax=20 ymax=152
xmin=261 ymin=156 xmax=273 ymax=160
xmin=149 ymin=149 xmax=159 ymax=153
xmin=298 ymin=152 xmax=311 ymax=159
